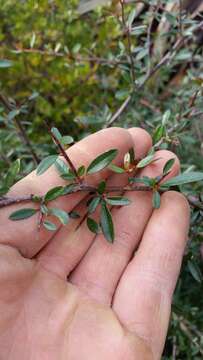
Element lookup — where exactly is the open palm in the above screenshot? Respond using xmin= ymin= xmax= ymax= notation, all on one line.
xmin=0 ymin=128 xmax=189 ymax=360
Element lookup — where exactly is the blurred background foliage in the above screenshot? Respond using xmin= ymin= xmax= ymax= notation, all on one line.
xmin=0 ymin=0 xmax=203 ymax=358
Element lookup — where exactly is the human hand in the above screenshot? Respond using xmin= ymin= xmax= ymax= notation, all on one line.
xmin=0 ymin=127 xmax=190 ymax=359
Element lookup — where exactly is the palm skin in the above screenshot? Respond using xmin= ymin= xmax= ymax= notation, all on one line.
xmin=0 ymin=128 xmax=190 ymax=360
xmin=0 ymin=246 xmax=152 ymax=359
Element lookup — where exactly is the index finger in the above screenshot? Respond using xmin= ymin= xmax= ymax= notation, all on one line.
xmin=0 ymin=127 xmax=133 ymax=257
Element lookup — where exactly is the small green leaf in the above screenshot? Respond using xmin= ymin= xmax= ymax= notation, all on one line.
xmin=106 ymin=197 xmax=131 ymax=206
xmin=50 ymin=208 xmax=69 ymax=225
xmin=55 ymin=158 xmax=69 ymax=175
xmin=127 ymin=8 xmax=136 ymax=27
xmin=87 ymin=149 xmax=118 ymax=175
xmin=51 ymin=127 xmax=62 ymax=141
xmin=61 ymin=135 xmax=74 ymax=145
xmin=44 ymin=186 xmax=64 ymax=202
xmin=187 ymin=260 xmax=202 ymax=283
xmin=87 ymin=217 xmax=100 ymax=234
xmin=77 ymin=165 xmax=86 ymax=177
xmin=88 ymin=196 xmax=101 ymax=214
xmin=43 ymin=220 xmax=57 ymax=231
xmin=153 ymin=125 xmax=165 ymax=144
xmin=37 ymin=155 xmax=58 ymax=175
xmin=162 ymin=110 xmax=171 ymax=125
xmin=152 ymin=191 xmax=161 ymax=209
xmin=163 ymin=172 xmax=203 ymax=187
xmin=9 ymin=208 xmax=37 ymax=221
xmin=100 ymin=201 xmax=114 ymax=243
xmin=0 ymin=59 xmax=13 ymax=68
xmin=137 ymin=150 xmax=155 ymax=168
xmin=98 ymin=180 xmax=106 ymax=194
xmin=163 ymin=158 xmax=175 ymax=175
xmin=40 ymin=204 xmax=49 ymax=215
xmin=108 ymin=164 xmax=125 ymax=174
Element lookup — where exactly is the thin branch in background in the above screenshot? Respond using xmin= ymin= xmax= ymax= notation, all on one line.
xmin=146 ymin=1 xmax=161 ymax=77
xmin=0 ymin=93 xmax=40 ymax=165
xmin=106 ymin=95 xmax=131 ymax=127
xmin=120 ymin=0 xmax=135 ymax=83
xmin=14 ymin=47 xmax=126 ymax=67
xmin=107 ymin=18 xmax=203 ymax=127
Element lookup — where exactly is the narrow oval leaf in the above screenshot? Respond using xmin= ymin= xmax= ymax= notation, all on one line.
xmin=108 ymin=164 xmax=125 ymax=174
xmin=87 ymin=149 xmax=118 ymax=175
xmin=100 ymin=202 xmax=114 ymax=243
xmin=51 ymin=127 xmax=62 ymax=141
xmin=50 ymin=208 xmax=69 ymax=225
xmin=77 ymin=165 xmax=86 ymax=177
xmin=106 ymin=197 xmax=131 ymax=206
xmin=87 ymin=217 xmax=100 ymax=234
xmin=9 ymin=208 xmax=37 ymax=221
xmin=44 ymin=186 xmax=64 ymax=202
xmin=163 ymin=158 xmax=175 ymax=175
xmin=136 ymin=150 xmax=155 ymax=169
xmin=88 ymin=196 xmax=101 ymax=214
xmin=55 ymin=158 xmax=69 ymax=175
xmin=36 ymin=155 xmax=58 ymax=175
xmin=163 ymin=172 xmax=203 ymax=187
xmin=152 ymin=191 xmax=161 ymax=209
xmin=62 ymin=135 xmax=74 ymax=145
xmin=43 ymin=220 xmax=57 ymax=231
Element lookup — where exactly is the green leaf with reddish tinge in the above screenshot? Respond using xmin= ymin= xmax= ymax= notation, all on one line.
xmin=9 ymin=208 xmax=37 ymax=221
xmin=87 ymin=149 xmax=118 ymax=174
xmin=100 ymin=201 xmax=114 ymax=243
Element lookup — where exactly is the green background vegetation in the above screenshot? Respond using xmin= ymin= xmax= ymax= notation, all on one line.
xmin=0 ymin=0 xmax=203 ymax=358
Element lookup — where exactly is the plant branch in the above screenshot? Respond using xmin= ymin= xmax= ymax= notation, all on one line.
xmin=44 ymin=124 xmax=81 ymax=184
xmin=0 ymin=195 xmax=34 ymax=208
xmin=0 ymin=93 xmax=39 ymax=165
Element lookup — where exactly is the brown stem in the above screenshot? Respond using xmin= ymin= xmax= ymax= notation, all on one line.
xmin=48 ymin=128 xmax=81 ymax=184
xmin=0 ymin=195 xmax=34 ymax=208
